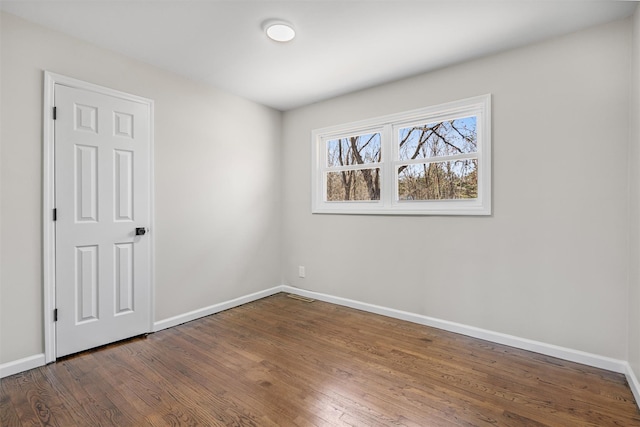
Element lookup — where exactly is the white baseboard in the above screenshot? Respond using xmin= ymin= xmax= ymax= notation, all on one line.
xmin=1 ymin=284 xmax=633 ymax=394
xmin=0 ymin=287 xmax=285 ymax=379
xmin=156 ymin=284 xmax=627 ymax=374
xmin=153 ymin=285 xmax=285 ymax=332
xmin=281 ymin=285 xmax=629 ymax=375
xmin=625 ymin=363 xmax=640 ymax=406
xmin=0 ymin=353 xmax=46 ymax=379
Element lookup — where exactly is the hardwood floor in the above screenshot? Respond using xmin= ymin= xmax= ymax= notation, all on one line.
xmin=2 ymin=293 xmax=639 ymax=426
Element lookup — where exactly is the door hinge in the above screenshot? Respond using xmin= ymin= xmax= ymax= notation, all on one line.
xmin=52 ymin=106 xmax=57 ymax=120
xmin=53 ymin=309 xmax=58 ymax=322
xmin=53 ymin=208 xmax=57 ymax=221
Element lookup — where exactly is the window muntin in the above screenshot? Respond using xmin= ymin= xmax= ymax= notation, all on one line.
xmin=395 ymin=116 xmax=478 ymax=202
xmin=312 ymin=95 xmax=491 ymax=215
xmin=323 ymin=130 xmax=383 ymax=203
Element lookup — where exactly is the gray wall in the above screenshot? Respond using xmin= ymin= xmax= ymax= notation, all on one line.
xmin=0 ymin=12 xmax=282 ymax=364
xmin=1 ymin=9 xmax=638 ymax=372
xmin=629 ymin=6 xmax=640 ymax=376
xmin=281 ymin=18 xmax=632 ymax=360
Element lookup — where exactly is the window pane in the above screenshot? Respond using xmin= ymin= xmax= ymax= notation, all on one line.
xmin=327 ymin=133 xmax=381 ymax=167
xmin=398 ymin=160 xmax=477 ymax=200
xmin=326 ymin=168 xmax=381 ymax=201
xmin=398 ymin=117 xmax=476 ymax=161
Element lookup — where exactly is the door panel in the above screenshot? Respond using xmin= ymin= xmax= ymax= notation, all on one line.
xmin=115 ymin=242 xmax=134 ymax=314
xmin=114 ymin=150 xmax=134 ymax=221
xmin=55 ymin=84 xmax=151 ymax=358
xmin=76 ymin=145 xmax=98 ymax=222
xmin=76 ymin=245 xmax=98 ymax=322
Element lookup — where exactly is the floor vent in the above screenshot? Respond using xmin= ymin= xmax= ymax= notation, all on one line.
xmin=286 ymin=294 xmax=315 ymax=303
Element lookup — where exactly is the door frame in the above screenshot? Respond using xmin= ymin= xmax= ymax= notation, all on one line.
xmin=43 ymin=71 xmax=155 ymax=363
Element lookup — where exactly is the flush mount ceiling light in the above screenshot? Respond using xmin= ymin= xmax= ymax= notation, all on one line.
xmin=263 ymin=20 xmax=296 ymax=42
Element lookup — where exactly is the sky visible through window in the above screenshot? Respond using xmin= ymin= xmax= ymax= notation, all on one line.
xmin=326 ymin=132 xmax=381 ymax=168
xmin=397 ymin=116 xmax=477 ymax=201
xmin=313 ymin=94 xmax=491 ymax=215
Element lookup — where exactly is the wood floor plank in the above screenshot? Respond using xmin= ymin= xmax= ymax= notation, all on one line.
xmin=2 ymin=293 xmax=640 ymax=426
xmin=212 ymin=300 xmax=545 ymax=425
xmin=0 ymin=383 xmax=22 ymax=427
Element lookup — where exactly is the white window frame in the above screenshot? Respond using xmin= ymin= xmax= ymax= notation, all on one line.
xmin=311 ymin=94 xmax=491 ymax=215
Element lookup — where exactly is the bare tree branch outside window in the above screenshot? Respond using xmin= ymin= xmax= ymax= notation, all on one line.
xmin=325 ymin=117 xmax=477 ymax=202
xmin=326 ymin=132 xmax=381 ymax=201
xmin=312 ymin=94 xmax=491 ymax=215
xmin=397 ymin=117 xmax=477 ymax=200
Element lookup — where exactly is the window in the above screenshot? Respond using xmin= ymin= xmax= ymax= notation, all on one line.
xmin=311 ymin=94 xmax=491 ymax=215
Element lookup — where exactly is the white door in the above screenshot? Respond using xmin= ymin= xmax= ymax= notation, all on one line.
xmin=54 ymin=84 xmax=152 ymax=357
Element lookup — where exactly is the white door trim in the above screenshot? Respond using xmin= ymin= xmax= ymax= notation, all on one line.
xmin=43 ymin=71 xmax=155 ymax=363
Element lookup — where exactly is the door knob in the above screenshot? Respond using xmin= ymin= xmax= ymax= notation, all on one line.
xmin=135 ymin=227 xmax=148 ymax=236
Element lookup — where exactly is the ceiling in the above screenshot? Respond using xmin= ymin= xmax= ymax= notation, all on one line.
xmin=1 ymin=1 xmax=636 ymax=111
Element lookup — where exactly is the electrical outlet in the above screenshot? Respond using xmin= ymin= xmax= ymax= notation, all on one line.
xmin=298 ymin=266 xmax=306 ymax=278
